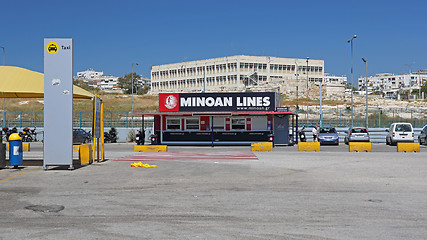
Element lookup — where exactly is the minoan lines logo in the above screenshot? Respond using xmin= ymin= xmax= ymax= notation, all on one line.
xmin=165 ymin=95 xmax=178 ymax=109
xmin=159 ymin=93 xmax=179 ymax=111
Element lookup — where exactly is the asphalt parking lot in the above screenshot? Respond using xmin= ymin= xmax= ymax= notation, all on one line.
xmin=1 ymin=143 xmax=427 ymax=239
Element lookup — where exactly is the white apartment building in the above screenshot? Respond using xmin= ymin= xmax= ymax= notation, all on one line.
xmin=138 ymin=77 xmax=151 ymax=87
xmin=150 ymin=55 xmax=325 ymax=94
xmin=358 ymin=70 xmax=427 ymax=97
xmin=98 ymin=75 xmax=123 ymax=93
xmin=75 ymin=69 xmax=124 ymax=93
xmin=77 ymin=69 xmax=104 ymax=80
xmin=324 ymin=73 xmax=347 ymax=85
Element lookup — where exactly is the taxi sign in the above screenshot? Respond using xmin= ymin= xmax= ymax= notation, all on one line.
xmin=46 ymin=41 xmax=59 ymax=54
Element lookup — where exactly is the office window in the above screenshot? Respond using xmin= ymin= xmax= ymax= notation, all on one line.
xmin=167 ymin=119 xmax=181 ymax=130
xmin=232 ymin=118 xmax=245 ymax=130
xmin=186 ymin=118 xmax=199 ymax=130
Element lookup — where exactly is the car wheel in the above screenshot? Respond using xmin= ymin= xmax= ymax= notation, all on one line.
xmin=386 ymin=137 xmax=390 ymax=145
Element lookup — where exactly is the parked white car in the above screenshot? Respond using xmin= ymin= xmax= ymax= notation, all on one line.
xmin=385 ymin=123 xmax=414 ymax=146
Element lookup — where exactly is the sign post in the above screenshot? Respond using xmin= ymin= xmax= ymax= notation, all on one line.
xmin=92 ymin=95 xmax=104 ymax=162
xmin=43 ymin=38 xmax=73 ymax=170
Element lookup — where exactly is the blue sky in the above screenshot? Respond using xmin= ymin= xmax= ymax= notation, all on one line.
xmin=1 ymin=0 xmax=426 ymax=86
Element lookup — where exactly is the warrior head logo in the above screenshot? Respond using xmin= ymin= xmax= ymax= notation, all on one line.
xmin=165 ymin=95 xmax=178 ymax=109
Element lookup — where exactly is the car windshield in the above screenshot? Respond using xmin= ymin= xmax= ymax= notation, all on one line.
xmin=351 ymin=128 xmax=367 ymax=133
xmin=320 ymin=128 xmax=336 ymax=134
xmin=395 ymin=124 xmax=412 ymax=132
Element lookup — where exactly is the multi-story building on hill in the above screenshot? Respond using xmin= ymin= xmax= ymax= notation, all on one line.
xmin=77 ymin=69 xmax=104 ymax=80
xmin=358 ymin=70 xmax=427 ymax=98
xmin=75 ymin=69 xmax=123 ymax=93
xmin=150 ymin=55 xmax=325 ymax=94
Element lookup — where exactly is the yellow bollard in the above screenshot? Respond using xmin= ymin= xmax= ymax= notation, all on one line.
xmin=298 ymin=142 xmax=320 ymax=152
xmin=251 ymin=142 xmax=273 ymax=152
xmin=397 ymin=142 xmax=420 ymax=152
xmin=22 ymin=142 xmax=30 ymax=152
xmin=349 ymin=142 xmax=371 ymax=152
xmin=134 ymin=145 xmax=167 ymax=152
xmin=78 ymin=143 xmax=93 ymax=165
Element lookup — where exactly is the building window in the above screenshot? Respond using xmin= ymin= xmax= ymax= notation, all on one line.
xmin=186 ymin=118 xmax=199 ymax=130
xmin=167 ymin=119 xmax=181 ymax=130
xmin=231 ymin=118 xmax=245 ymax=130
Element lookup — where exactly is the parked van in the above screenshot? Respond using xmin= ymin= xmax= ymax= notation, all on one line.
xmin=385 ymin=123 xmax=414 ymax=146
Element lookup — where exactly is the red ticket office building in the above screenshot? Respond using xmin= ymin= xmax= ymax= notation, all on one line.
xmin=137 ymin=92 xmax=297 ymax=146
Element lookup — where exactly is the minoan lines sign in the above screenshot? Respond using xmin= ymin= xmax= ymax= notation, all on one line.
xmin=159 ymin=92 xmax=276 ymax=112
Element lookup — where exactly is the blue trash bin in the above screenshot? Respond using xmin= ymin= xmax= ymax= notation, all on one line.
xmin=9 ymin=133 xmax=23 ymax=168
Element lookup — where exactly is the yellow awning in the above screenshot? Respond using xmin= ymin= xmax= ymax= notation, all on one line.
xmin=0 ymin=66 xmax=94 ymax=99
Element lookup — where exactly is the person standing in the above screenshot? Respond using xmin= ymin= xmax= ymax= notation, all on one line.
xmin=312 ymin=124 xmax=319 ymax=142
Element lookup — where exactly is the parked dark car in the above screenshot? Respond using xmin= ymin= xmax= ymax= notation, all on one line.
xmin=318 ymin=126 xmax=339 ymax=145
xmin=418 ymin=124 xmax=427 ymax=145
xmin=73 ymin=128 xmax=91 ymax=145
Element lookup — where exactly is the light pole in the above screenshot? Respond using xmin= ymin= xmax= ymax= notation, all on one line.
xmin=203 ymin=65 xmax=206 ymax=93
xmin=347 ymin=35 xmax=357 ymax=127
xmin=131 ymin=62 xmax=139 ymax=128
xmin=295 ymin=64 xmax=299 ymax=112
xmin=306 ymin=57 xmax=309 ymax=126
xmin=319 ymin=76 xmax=323 ymax=126
xmin=362 ymin=58 xmax=368 ymax=129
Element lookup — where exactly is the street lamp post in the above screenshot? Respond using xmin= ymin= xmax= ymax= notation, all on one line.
xmin=347 ymin=35 xmax=357 ymax=127
xmin=203 ymin=66 xmax=206 ymax=93
xmin=319 ymin=77 xmax=323 ymax=126
xmin=131 ymin=62 xmax=139 ymax=128
xmin=362 ymin=58 xmax=368 ymax=128
xmin=296 ymin=71 xmax=299 ymax=112
xmin=306 ymin=57 xmax=309 ymax=126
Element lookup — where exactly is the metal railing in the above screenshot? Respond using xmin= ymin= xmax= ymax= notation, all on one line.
xmin=1 ymin=109 xmax=425 ymax=129
xmin=1 ymin=111 xmax=154 ymax=129
xmin=297 ymin=108 xmax=426 ymax=128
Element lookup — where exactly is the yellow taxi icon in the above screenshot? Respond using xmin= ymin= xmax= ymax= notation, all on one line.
xmin=46 ymin=42 xmax=59 ymax=54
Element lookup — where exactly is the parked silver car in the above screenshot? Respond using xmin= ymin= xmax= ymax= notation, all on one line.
xmin=344 ymin=127 xmax=370 ymax=145
xmin=418 ymin=124 xmax=427 ymax=145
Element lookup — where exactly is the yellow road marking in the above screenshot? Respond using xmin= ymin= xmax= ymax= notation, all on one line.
xmin=0 ymin=169 xmax=38 ymax=183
